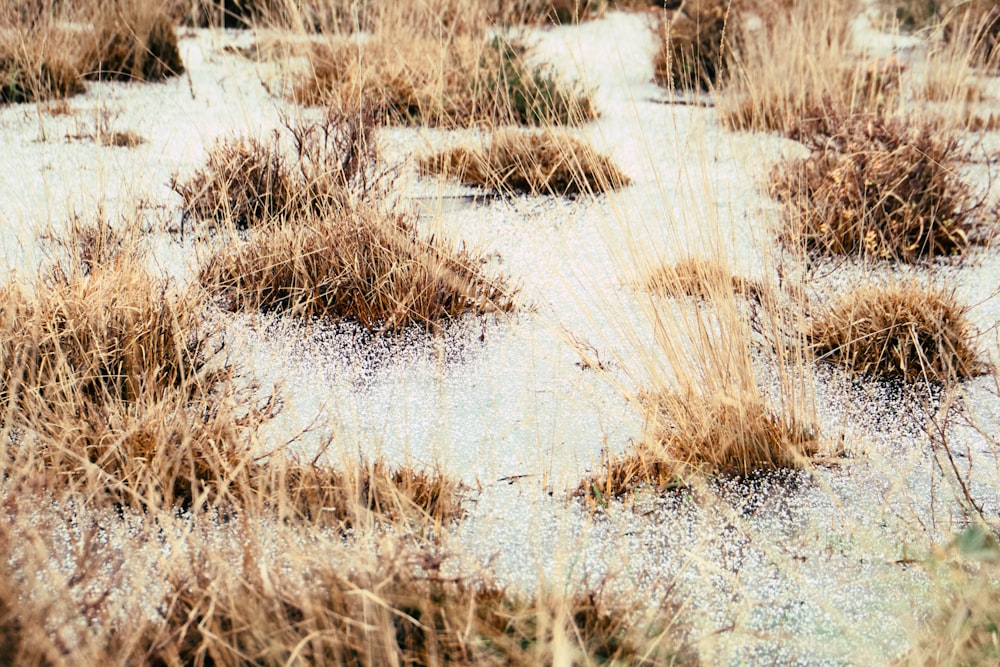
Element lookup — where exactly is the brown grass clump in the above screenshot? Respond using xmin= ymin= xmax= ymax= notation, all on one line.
xmin=420 ymin=128 xmax=630 ymax=196
xmin=262 ymin=458 xmax=465 ymax=526
xmin=182 ymin=111 xmax=513 ymax=330
xmin=808 ymin=281 xmax=984 ymax=384
xmin=584 ymin=393 xmax=818 ymax=499
xmin=0 ymin=221 xmax=275 ymax=510
xmin=172 ymin=109 xmax=377 ymax=229
xmin=199 ymin=202 xmax=513 ymax=329
xmin=294 ymin=34 xmax=595 ymax=128
xmin=654 ymin=0 xmax=739 ymax=91
xmin=133 ymin=548 xmax=695 ymax=666
xmin=770 ymin=113 xmax=987 ymax=262
xmin=0 ymin=6 xmax=85 ymax=103
xmin=644 ymin=257 xmax=758 ymax=299
xmin=83 ymin=0 xmax=185 ymax=82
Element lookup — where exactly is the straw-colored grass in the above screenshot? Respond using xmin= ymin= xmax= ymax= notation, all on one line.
xmin=943 ymin=0 xmax=1000 ymax=69
xmin=654 ymin=0 xmax=739 ymax=91
xmin=808 ymin=281 xmax=984 ymax=384
xmin=420 ymin=128 xmax=630 ymax=196
xmin=293 ymin=34 xmax=596 ymax=127
xmin=172 ymin=108 xmax=378 ymax=229
xmin=718 ymin=0 xmax=898 ymax=136
xmin=0 ymin=5 xmax=85 ymax=103
xmin=198 ymin=202 xmax=514 ymax=329
xmin=83 ymin=0 xmax=185 ymax=82
xmin=584 ymin=392 xmax=819 ymax=499
xmin=132 ymin=547 xmax=696 ymax=666
xmin=770 ymin=113 xmax=987 ymax=262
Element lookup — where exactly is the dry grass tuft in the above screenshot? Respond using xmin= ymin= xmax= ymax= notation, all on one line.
xmin=83 ymin=0 xmax=185 ymax=82
xmin=293 ymin=35 xmax=595 ymax=128
xmin=198 ymin=202 xmax=513 ymax=329
xmin=0 ymin=220 xmax=276 ymax=510
xmin=496 ymin=0 xmax=609 ymax=24
xmin=133 ymin=548 xmax=695 ymax=666
xmin=770 ymin=113 xmax=988 ymax=262
xmin=182 ymin=110 xmax=513 ymax=329
xmin=263 ymin=458 xmax=465 ymax=526
xmin=808 ymin=281 xmax=984 ymax=384
xmin=584 ymin=393 xmax=819 ymax=499
xmin=644 ymin=256 xmax=759 ymax=299
xmin=654 ymin=0 xmax=739 ymax=91
xmin=420 ymin=128 xmax=630 ymax=196
xmin=0 ymin=6 xmax=85 ymax=103
xmin=172 ymin=109 xmax=377 ymax=229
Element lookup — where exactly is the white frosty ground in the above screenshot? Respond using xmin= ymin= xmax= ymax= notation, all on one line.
xmin=1 ymin=7 xmax=999 ymax=666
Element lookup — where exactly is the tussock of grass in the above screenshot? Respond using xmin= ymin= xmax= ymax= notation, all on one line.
xmin=198 ymin=202 xmax=513 ymax=329
xmin=3 ymin=218 xmax=464 ymax=524
xmin=83 ymin=0 xmax=185 ymax=82
xmin=135 ymin=549 xmax=695 ymax=666
xmin=654 ymin=0 xmax=739 ymax=91
xmin=0 ymin=8 xmax=85 ymax=103
xmin=420 ymin=128 xmax=630 ymax=196
xmin=172 ymin=109 xmax=377 ymax=228
xmin=770 ymin=113 xmax=987 ymax=262
xmin=181 ymin=111 xmax=512 ymax=329
xmin=265 ymin=458 xmax=464 ymax=525
xmin=808 ymin=281 xmax=983 ymax=384
xmin=644 ymin=257 xmax=758 ymax=299
xmin=293 ymin=35 xmax=595 ymax=127
xmin=585 ymin=393 xmax=819 ymax=498
xmin=0 ymin=224 xmax=272 ymax=509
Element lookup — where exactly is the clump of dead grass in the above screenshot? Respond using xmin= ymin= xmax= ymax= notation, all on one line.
xmin=770 ymin=113 xmax=988 ymax=262
xmin=0 ymin=5 xmax=85 ymax=103
xmin=420 ymin=128 xmax=630 ymax=196
xmin=83 ymin=0 xmax=185 ymax=82
xmin=260 ymin=458 xmax=465 ymax=526
xmin=654 ymin=0 xmax=739 ymax=91
xmin=198 ymin=202 xmax=513 ymax=329
xmin=0 ymin=219 xmax=276 ymax=510
xmin=180 ymin=110 xmax=513 ymax=329
xmin=943 ymin=0 xmax=1000 ymax=68
xmin=584 ymin=392 xmax=819 ymax=500
xmin=496 ymin=0 xmax=609 ymax=24
xmin=293 ymin=34 xmax=595 ymax=127
xmin=172 ymin=108 xmax=377 ymax=228
xmin=808 ymin=281 xmax=984 ymax=384
xmin=133 ymin=546 xmax=695 ymax=666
